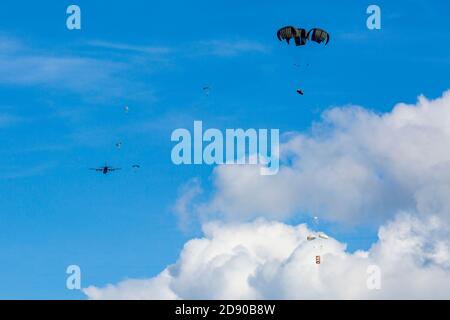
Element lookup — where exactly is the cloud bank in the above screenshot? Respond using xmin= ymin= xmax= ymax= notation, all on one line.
xmin=84 ymin=90 xmax=450 ymax=299
xmin=84 ymin=214 xmax=450 ymax=299
xmin=195 ymin=90 xmax=450 ymax=225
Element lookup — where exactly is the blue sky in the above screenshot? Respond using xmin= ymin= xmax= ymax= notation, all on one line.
xmin=0 ymin=0 xmax=449 ymax=299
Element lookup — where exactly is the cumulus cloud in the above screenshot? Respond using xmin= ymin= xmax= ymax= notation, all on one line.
xmin=84 ymin=90 xmax=450 ymax=299
xmin=84 ymin=270 xmax=178 ymax=300
xmin=173 ymin=178 xmax=203 ymax=231
xmin=84 ymin=214 xmax=450 ymax=299
xmin=195 ymin=90 xmax=450 ymax=224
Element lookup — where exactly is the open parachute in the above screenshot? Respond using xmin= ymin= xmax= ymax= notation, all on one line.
xmin=277 ymin=26 xmax=330 ymax=46
xmin=307 ymin=28 xmax=330 ymax=45
xmin=277 ymin=26 xmax=308 ymax=46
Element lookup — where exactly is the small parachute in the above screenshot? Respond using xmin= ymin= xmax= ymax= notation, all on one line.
xmin=132 ymin=164 xmax=141 ymax=171
xmin=318 ymin=233 xmax=329 ymax=240
xmin=115 ymin=142 xmax=122 ymax=149
xmin=277 ymin=26 xmax=308 ymax=46
xmin=313 ymin=216 xmax=319 ymax=225
xmin=203 ymin=86 xmax=211 ymax=96
xmin=307 ymin=231 xmax=329 ymax=265
xmin=307 ymin=28 xmax=330 ymax=45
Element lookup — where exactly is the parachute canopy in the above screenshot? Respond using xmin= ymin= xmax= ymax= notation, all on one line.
xmin=277 ymin=26 xmax=308 ymax=46
xmin=318 ymin=233 xmax=329 ymax=240
xmin=277 ymin=26 xmax=330 ymax=46
xmin=203 ymin=86 xmax=211 ymax=96
xmin=307 ymin=28 xmax=330 ymax=45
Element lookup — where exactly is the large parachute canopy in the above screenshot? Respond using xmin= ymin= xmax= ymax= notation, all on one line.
xmin=307 ymin=28 xmax=330 ymax=45
xmin=277 ymin=26 xmax=308 ymax=46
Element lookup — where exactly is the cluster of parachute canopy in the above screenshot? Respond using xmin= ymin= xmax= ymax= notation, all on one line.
xmin=277 ymin=26 xmax=330 ymax=46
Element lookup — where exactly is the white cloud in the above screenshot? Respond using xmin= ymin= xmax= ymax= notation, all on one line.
xmin=84 ymin=90 xmax=450 ymax=299
xmin=84 ymin=214 xmax=450 ymax=299
xmin=88 ymin=38 xmax=268 ymax=58
xmin=193 ymin=40 xmax=269 ymax=57
xmin=0 ymin=54 xmax=123 ymax=91
xmin=0 ymin=35 xmax=147 ymax=98
xmin=84 ymin=270 xmax=178 ymax=300
xmin=173 ymin=178 xmax=203 ymax=231
xmin=195 ymin=90 xmax=450 ymax=224
xmin=87 ymin=40 xmax=172 ymax=55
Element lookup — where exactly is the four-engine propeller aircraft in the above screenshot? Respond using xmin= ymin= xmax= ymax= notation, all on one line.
xmin=90 ymin=165 xmax=121 ymax=175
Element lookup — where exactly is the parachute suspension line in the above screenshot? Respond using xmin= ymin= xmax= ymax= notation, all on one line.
xmin=276 ymin=25 xmax=330 ymax=96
